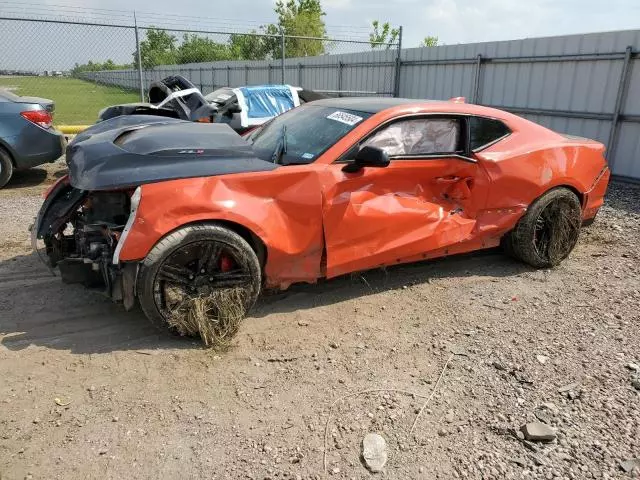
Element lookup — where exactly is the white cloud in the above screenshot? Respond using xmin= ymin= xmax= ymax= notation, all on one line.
xmin=323 ymin=0 xmax=354 ymax=10
xmin=420 ymin=0 xmax=553 ymax=45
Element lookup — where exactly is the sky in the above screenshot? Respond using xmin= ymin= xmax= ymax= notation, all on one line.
xmin=0 ymin=0 xmax=639 ymax=70
xmin=35 ymin=0 xmax=640 ymax=46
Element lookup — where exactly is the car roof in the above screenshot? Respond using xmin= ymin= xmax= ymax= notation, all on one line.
xmin=309 ymin=97 xmax=442 ymax=113
xmin=307 ymin=96 xmax=542 ymax=128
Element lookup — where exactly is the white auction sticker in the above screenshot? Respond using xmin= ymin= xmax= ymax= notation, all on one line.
xmin=327 ymin=111 xmax=363 ymax=126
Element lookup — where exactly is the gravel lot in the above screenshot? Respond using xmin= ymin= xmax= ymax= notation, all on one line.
xmin=0 ymin=165 xmax=638 ymax=480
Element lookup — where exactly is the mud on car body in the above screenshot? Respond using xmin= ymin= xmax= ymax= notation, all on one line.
xmin=33 ymin=98 xmax=610 ymax=338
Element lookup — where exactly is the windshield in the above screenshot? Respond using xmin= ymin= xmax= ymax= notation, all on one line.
xmin=248 ymin=105 xmax=371 ymax=165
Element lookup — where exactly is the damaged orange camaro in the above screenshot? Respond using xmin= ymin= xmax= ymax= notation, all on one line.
xmin=33 ymin=97 xmax=610 ymax=330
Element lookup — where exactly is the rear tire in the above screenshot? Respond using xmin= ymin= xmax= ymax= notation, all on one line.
xmin=0 ymin=149 xmax=14 ymax=188
xmin=136 ymin=223 xmax=262 ymax=334
xmin=506 ymin=188 xmax=582 ymax=268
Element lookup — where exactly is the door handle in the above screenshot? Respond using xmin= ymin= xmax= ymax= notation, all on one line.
xmin=434 ymin=176 xmax=461 ymax=184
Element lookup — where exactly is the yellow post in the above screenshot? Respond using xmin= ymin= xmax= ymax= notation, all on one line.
xmin=57 ymin=125 xmax=90 ymax=134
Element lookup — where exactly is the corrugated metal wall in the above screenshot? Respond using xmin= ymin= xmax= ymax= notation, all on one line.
xmin=83 ymin=30 xmax=640 ymax=180
xmin=87 ymin=48 xmax=397 ymax=97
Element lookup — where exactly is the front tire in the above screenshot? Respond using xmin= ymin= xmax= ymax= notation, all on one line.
xmin=0 ymin=149 xmax=14 ymax=188
xmin=137 ymin=223 xmax=262 ymax=335
xmin=506 ymin=188 xmax=582 ymax=268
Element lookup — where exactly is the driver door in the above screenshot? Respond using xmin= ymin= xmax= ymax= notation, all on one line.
xmin=320 ymin=115 xmax=490 ymax=278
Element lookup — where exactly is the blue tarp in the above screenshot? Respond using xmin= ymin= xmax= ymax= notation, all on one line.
xmin=234 ymin=85 xmax=300 ymax=127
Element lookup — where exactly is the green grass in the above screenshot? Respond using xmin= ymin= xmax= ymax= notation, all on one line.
xmin=0 ymin=76 xmax=140 ymax=125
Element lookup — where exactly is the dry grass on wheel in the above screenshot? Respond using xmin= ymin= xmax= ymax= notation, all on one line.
xmin=166 ymin=287 xmax=247 ymax=349
xmin=546 ymin=201 xmax=581 ymax=264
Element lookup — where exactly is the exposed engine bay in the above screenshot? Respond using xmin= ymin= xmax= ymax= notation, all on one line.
xmin=35 ymin=183 xmax=135 ymax=304
xmin=32 ymin=117 xmax=278 ymax=310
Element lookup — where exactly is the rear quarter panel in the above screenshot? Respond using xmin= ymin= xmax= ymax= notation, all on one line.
xmin=0 ymin=101 xmax=42 ymax=136
xmin=475 ymin=123 xmax=607 ymax=216
xmin=0 ymin=102 xmax=24 ymax=158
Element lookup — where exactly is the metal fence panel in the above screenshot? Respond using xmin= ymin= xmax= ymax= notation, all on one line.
xmin=394 ymin=31 xmax=640 ymax=179
xmin=624 ymin=58 xmax=640 ymax=114
xmin=615 ymin=124 xmax=640 ymax=179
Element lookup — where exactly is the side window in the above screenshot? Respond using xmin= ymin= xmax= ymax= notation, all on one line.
xmin=469 ymin=117 xmax=510 ymax=150
xmin=362 ymin=118 xmax=461 ymax=157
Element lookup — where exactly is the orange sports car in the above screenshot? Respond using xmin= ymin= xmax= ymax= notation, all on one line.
xmin=33 ymin=97 xmax=610 ymax=331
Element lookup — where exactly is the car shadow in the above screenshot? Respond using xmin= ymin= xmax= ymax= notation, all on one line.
xmin=0 ymin=247 xmax=531 ymax=355
xmin=253 ymin=248 xmax=530 ymax=317
xmin=4 ymin=168 xmax=48 ymax=189
xmin=0 ymin=251 xmax=193 ymax=355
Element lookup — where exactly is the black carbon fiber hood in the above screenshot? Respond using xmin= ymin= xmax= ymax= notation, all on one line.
xmin=66 ymin=116 xmax=277 ymax=190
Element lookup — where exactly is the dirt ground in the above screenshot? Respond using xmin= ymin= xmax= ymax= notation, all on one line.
xmin=1 ymin=162 xmax=639 ymax=480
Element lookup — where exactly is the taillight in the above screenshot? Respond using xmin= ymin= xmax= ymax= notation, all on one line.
xmin=21 ymin=109 xmax=53 ymax=129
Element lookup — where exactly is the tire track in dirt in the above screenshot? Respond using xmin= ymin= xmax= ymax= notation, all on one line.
xmin=0 ymin=254 xmax=165 ymax=353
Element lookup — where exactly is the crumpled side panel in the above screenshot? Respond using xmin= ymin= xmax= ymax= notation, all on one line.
xmin=118 ymin=167 xmax=325 ymax=289
xmin=476 ymin=135 xmax=606 ymax=214
xmin=470 ymin=139 xmax=608 ymax=243
xmin=319 ymin=159 xmax=488 ymax=279
xmin=325 ymin=190 xmax=474 ymax=267
xmin=583 ymin=166 xmax=610 ymax=220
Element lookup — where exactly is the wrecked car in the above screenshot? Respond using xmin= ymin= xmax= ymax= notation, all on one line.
xmin=33 ymin=97 xmax=610 ymax=337
xmin=203 ymin=85 xmax=325 ymax=133
xmin=97 ymin=75 xmax=216 ymax=123
xmin=98 ymin=75 xmax=324 ymax=134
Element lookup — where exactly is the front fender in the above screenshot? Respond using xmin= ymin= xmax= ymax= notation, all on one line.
xmin=118 ymin=170 xmax=325 ymax=289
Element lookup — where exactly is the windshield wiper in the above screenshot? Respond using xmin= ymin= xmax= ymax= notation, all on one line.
xmin=271 ymin=125 xmax=287 ymax=164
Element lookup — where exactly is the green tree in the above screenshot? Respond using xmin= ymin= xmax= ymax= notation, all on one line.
xmin=136 ymin=28 xmax=177 ymax=68
xmin=369 ymin=20 xmax=399 ymax=49
xmin=229 ymin=32 xmax=269 ymax=60
xmin=263 ymin=0 xmax=327 ymax=58
xmin=420 ymin=36 xmax=439 ymax=47
xmin=71 ymin=59 xmax=130 ymax=75
xmin=177 ymin=34 xmax=232 ymax=63
xmin=82 ymin=1 xmax=330 ymax=72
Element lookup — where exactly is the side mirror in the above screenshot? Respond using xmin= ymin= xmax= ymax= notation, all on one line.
xmin=342 ymin=146 xmax=390 ymax=173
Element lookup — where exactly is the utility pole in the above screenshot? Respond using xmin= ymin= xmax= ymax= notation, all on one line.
xmin=280 ymin=29 xmax=286 ymax=84
xmin=134 ymin=11 xmax=145 ymax=101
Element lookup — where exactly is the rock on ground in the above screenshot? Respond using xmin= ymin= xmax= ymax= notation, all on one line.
xmin=520 ymin=422 xmax=557 ymax=442
xmin=362 ymin=433 xmax=387 ymax=473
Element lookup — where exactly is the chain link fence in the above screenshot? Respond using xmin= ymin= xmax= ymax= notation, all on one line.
xmin=0 ymin=17 xmax=141 ymax=124
xmin=0 ymin=15 xmax=400 ymax=125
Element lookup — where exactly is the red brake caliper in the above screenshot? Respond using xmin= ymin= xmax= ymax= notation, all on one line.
xmin=220 ymin=255 xmax=235 ymax=273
